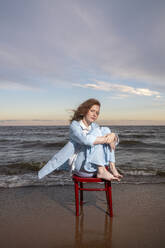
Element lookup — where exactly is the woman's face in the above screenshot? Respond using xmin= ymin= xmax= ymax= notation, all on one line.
xmin=84 ymin=104 xmax=100 ymax=125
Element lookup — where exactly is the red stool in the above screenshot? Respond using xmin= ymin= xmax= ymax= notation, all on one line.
xmin=72 ymin=174 xmax=113 ymax=217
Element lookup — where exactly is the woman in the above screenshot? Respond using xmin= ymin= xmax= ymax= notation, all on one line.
xmin=38 ymin=99 xmax=122 ymax=181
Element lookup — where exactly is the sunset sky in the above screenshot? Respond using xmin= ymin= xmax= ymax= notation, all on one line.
xmin=0 ymin=0 xmax=165 ymax=125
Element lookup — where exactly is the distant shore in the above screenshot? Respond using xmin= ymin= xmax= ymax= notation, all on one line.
xmin=0 ymin=183 xmax=165 ymax=248
xmin=1 ymin=120 xmax=165 ymax=126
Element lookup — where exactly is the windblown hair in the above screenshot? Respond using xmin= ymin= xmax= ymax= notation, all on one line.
xmin=70 ymin=98 xmax=101 ymax=123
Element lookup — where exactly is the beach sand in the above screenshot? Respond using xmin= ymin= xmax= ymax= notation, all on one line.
xmin=0 ymin=183 xmax=165 ymax=248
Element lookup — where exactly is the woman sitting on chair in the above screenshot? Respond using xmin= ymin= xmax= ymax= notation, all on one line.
xmin=38 ymin=98 xmax=122 ymax=181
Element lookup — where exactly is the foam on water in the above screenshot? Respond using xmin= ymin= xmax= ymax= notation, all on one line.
xmin=0 ymin=169 xmax=165 ymax=188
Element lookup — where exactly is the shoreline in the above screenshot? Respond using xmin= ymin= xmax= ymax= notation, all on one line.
xmin=0 ymin=176 xmax=165 ymax=189
xmin=0 ymin=183 xmax=165 ymax=248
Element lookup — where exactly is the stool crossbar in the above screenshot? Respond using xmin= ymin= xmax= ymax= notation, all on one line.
xmin=72 ymin=175 xmax=113 ymax=217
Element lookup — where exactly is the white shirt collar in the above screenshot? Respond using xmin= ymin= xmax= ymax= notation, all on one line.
xmin=79 ymin=120 xmax=91 ymax=131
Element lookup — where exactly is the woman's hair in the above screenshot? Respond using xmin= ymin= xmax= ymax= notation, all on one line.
xmin=70 ymin=98 xmax=101 ymax=122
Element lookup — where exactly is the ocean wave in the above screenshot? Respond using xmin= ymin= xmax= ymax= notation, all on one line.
xmin=0 ymin=138 xmax=18 ymax=143
xmin=119 ymin=140 xmax=144 ymax=146
xmin=0 ymin=161 xmax=70 ymax=175
xmin=119 ymin=168 xmax=165 ymax=177
xmin=0 ymin=170 xmax=165 ymax=188
xmin=1 ymin=161 xmax=165 ymax=178
xmin=119 ymin=140 xmax=165 ymax=148
xmin=119 ymin=134 xmax=155 ymax=139
xmin=0 ymin=139 xmax=8 ymax=142
xmin=20 ymin=140 xmax=68 ymax=148
xmin=156 ymin=171 xmax=165 ymax=177
xmin=0 ymin=173 xmax=73 ymax=188
xmin=0 ymin=162 xmax=45 ymax=175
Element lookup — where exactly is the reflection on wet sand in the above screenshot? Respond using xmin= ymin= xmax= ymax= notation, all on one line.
xmin=74 ymin=205 xmax=113 ymax=248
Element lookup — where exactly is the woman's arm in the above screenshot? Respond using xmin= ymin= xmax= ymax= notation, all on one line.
xmin=69 ymin=121 xmax=99 ymax=146
xmin=69 ymin=121 xmax=116 ymax=146
xmin=69 ymin=122 xmax=97 ymax=146
xmin=93 ymin=133 xmax=116 ymax=145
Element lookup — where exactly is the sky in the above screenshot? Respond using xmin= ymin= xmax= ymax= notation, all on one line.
xmin=0 ymin=0 xmax=165 ymax=125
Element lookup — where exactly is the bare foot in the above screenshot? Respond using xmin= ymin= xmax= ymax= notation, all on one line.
xmin=97 ymin=167 xmax=120 ymax=181
xmin=110 ymin=163 xmax=123 ymax=178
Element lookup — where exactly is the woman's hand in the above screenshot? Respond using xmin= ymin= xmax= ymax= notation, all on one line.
xmin=105 ymin=133 xmax=116 ymax=144
xmin=109 ymin=142 xmax=116 ymax=151
xmin=93 ymin=133 xmax=117 ymax=146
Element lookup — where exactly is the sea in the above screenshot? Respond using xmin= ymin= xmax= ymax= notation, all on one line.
xmin=0 ymin=125 xmax=165 ymax=188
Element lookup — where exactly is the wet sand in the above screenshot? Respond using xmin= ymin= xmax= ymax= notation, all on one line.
xmin=0 ymin=183 xmax=165 ymax=248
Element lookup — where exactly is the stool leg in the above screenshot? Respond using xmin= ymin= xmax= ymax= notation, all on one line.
xmin=105 ymin=181 xmax=108 ymax=209
xmin=80 ymin=182 xmax=83 ymax=205
xmin=107 ymin=182 xmax=113 ymax=217
xmin=74 ymin=181 xmax=79 ymax=216
xmin=105 ymin=182 xmax=110 ymax=215
xmin=105 ymin=181 xmax=108 ymax=200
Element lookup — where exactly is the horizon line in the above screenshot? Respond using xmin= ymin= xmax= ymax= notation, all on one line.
xmin=0 ymin=119 xmax=165 ymax=126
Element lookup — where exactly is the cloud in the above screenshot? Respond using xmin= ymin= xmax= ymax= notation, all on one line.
xmin=73 ymin=81 xmax=161 ymax=97
xmin=0 ymin=0 xmax=165 ymax=92
xmin=0 ymin=80 xmax=41 ymax=91
xmin=110 ymin=94 xmax=130 ymax=100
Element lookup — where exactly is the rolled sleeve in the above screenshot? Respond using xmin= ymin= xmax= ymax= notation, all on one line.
xmin=69 ymin=121 xmax=96 ymax=146
xmin=109 ymin=149 xmax=115 ymax=163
